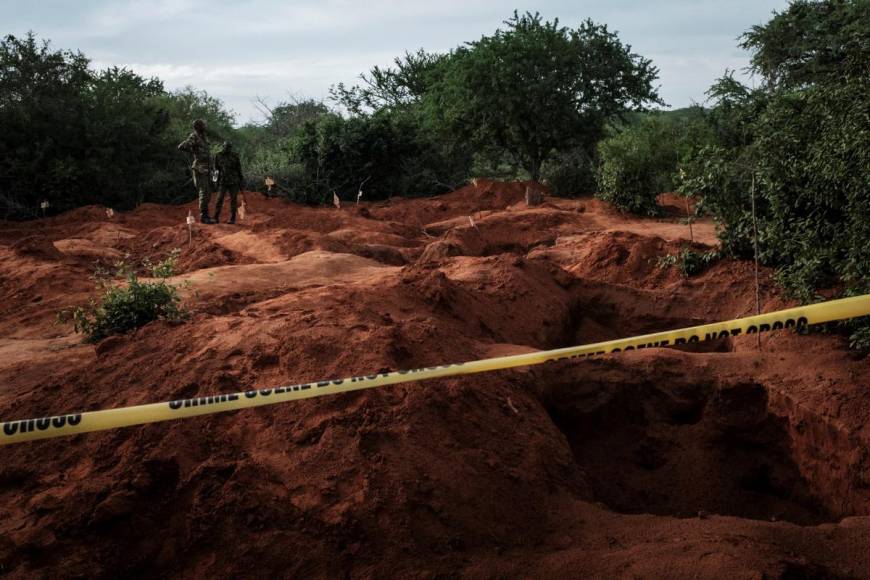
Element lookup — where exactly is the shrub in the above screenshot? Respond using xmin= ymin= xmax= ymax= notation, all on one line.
xmin=677 ymin=144 xmax=757 ymax=258
xmin=59 ymin=252 xmax=187 ymax=342
xmin=753 ymin=80 xmax=870 ymax=300
xmin=143 ymin=248 xmax=180 ymax=278
xmin=541 ymin=147 xmax=597 ymax=197
xmin=290 ymin=110 xmax=467 ymax=203
xmin=849 ymin=323 xmax=870 ymax=352
xmin=680 ymin=80 xmax=870 ymax=301
xmin=679 ymin=248 xmax=721 ymax=277
xmin=657 ymin=247 xmax=721 ymax=277
xmin=595 ymin=116 xmax=681 ymax=215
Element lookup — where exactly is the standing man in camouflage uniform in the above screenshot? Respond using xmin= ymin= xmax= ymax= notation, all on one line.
xmin=213 ymin=141 xmax=244 ymax=224
xmin=177 ymin=118 xmax=215 ymax=224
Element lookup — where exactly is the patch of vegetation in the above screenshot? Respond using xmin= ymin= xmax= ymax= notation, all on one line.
xmin=676 ymin=0 xmax=870 ymax=348
xmin=142 ymin=248 xmax=181 ymax=279
xmin=540 ymin=147 xmax=597 ymax=197
xmin=595 ymin=116 xmax=677 ymax=215
xmin=657 ymin=248 xmax=721 ymax=277
xmin=289 ymin=108 xmax=466 ymax=203
xmin=425 ymin=11 xmax=662 ymax=183
xmin=58 ymin=251 xmax=187 ymax=342
xmin=594 ymin=108 xmax=715 ymax=215
xmin=0 ymin=33 xmax=239 ymax=217
xmin=849 ymin=323 xmax=870 ymax=352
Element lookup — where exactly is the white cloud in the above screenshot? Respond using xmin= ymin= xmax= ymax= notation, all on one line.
xmin=93 ymin=51 xmax=400 ymax=122
xmin=5 ymin=0 xmax=791 ymax=122
xmin=86 ymin=0 xmax=203 ymax=33
xmin=648 ymin=52 xmax=760 ymax=107
xmin=227 ymin=0 xmax=497 ymax=34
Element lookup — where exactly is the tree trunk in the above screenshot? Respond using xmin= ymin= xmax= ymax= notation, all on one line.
xmin=525 ymin=185 xmax=544 ymax=206
xmin=529 ymin=161 xmax=541 ymax=183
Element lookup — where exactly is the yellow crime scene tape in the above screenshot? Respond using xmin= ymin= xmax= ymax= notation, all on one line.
xmin=3 ymin=295 xmax=869 ymax=446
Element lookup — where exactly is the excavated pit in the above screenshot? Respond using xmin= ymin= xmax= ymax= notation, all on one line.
xmin=563 ymin=284 xmax=737 ymax=353
xmin=538 ymin=359 xmax=839 ymax=525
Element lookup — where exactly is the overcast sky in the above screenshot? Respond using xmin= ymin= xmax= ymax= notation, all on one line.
xmin=2 ymin=0 xmax=789 ymax=124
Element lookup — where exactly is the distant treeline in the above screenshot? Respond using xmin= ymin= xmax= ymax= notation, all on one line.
xmin=0 ymin=33 xmax=236 ymax=216
xmin=0 ymin=11 xmax=663 ymax=216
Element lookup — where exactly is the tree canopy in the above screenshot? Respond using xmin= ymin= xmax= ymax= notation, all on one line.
xmin=676 ymin=0 xmax=869 ymax=348
xmin=425 ymin=12 xmax=663 ymax=180
xmin=740 ymin=0 xmax=870 ymax=89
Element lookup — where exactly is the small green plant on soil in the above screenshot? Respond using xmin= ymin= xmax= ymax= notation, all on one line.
xmin=656 ymin=253 xmax=679 ymax=270
xmin=849 ymin=324 xmax=870 ymax=352
xmin=657 ymin=247 xmax=721 ymax=277
xmin=58 ymin=250 xmax=187 ymax=342
xmin=142 ymin=248 xmax=181 ymax=278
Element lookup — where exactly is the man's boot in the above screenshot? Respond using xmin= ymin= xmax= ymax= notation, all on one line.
xmin=227 ymin=212 xmax=236 ymax=225
xmin=201 ymin=214 xmax=215 ymax=224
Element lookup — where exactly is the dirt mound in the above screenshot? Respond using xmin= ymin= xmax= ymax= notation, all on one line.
xmin=53 ymin=238 xmax=124 ymax=261
xmin=10 ymin=235 xmax=67 ymax=261
xmin=368 ymin=179 xmax=542 ymax=227
xmin=0 ymin=181 xmax=868 ymax=578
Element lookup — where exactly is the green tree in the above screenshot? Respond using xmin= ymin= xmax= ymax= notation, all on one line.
xmin=740 ymin=0 xmax=870 ymax=89
xmin=427 ymin=11 xmax=662 ymax=181
xmin=677 ymin=76 xmax=768 ymax=256
xmin=331 ymin=49 xmax=449 ymax=114
xmin=140 ymin=87 xmax=238 ymax=206
xmin=678 ymin=0 xmax=870 ymax=347
xmin=0 ymin=32 xmax=92 ymax=216
xmin=235 ymin=98 xmax=330 ymax=192
xmin=260 ymin=98 xmax=329 ymax=136
xmin=157 ymin=86 xmax=236 ymax=146
xmin=0 ymin=33 xmax=241 ymax=216
xmin=85 ymin=67 xmax=171 ymax=208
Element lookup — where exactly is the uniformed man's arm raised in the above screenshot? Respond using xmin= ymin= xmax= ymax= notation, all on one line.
xmin=177 ymin=132 xmax=195 ymax=152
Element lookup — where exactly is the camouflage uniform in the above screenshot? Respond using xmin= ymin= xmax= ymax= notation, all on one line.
xmin=213 ymin=143 xmax=244 ymax=223
xmin=177 ymin=125 xmax=213 ymax=221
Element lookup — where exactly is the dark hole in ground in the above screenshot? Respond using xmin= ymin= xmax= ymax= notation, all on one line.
xmin=538 ymin=364 xmax=837 ymax=525
xmin=564 ymin=287 xmax=735 ymax=354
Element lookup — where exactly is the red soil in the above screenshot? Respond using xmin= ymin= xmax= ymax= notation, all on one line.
xmin=0 ymin=180 xmax=868 ymax=578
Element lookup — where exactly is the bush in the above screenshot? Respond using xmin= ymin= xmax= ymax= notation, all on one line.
xmin=234 ymin=99 xmax=330 ymax=194
xmin=677 ymin=144 xmax=757 ymax=258
xmin=595 ymin=116 xmax=682 ymax=215
xmin=679 ymin=248 xmax=721 ymax=277
xmin=541 ymin=147 xmax=597 ymax=197
xmin=142 ymin=248 xmax=181 ymax=278
xmin=680 ymin=80 xmax=870 ymax=301
xmin=289 ymin=110 xmax=467 ymax=203
xmin=657 ymin=247 xmax=721 ymax=277
xmin=754 ymin=80 xmax=870 ymax=299
xmin=59 ymin=252 xmax=187 ymax=342
xmin=849 ymin=322 xmax=870 ymax=352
